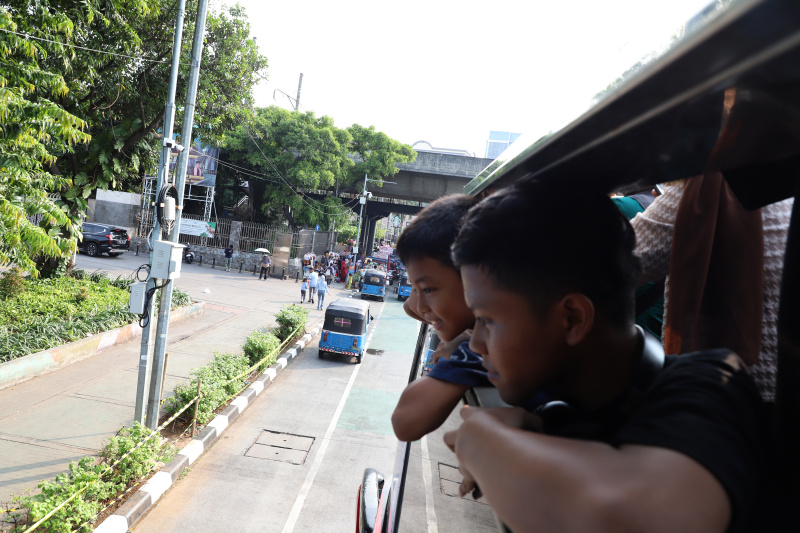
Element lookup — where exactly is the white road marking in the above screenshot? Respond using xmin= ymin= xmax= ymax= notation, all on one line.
xmin=281 ymin=301 xmax=386 ymax=533
xmin=420 ymin=435 xmax=439 ymax=533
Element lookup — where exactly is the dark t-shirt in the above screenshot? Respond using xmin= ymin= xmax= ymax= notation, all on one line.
xmin=540 ymin=349 xmax=768 ymax=533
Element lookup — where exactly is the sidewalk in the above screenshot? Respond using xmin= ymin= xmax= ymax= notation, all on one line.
xmin=0 ymin=252 xmax=350 ymax=505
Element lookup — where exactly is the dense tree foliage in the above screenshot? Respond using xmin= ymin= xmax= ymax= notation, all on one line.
xmin=221 ymin=107 xmax=416 ymax=232
xmin=0 ymin=7 xmax=90 ymax=275
xmin=0 ymin=0 xmax=267 ymax=276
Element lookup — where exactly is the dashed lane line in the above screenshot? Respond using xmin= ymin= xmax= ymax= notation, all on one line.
xmin=280 ymin=301 xmax=386 ymax=533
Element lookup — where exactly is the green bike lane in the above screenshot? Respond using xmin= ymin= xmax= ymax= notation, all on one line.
xmin=133 ymin=296 xmax=425 ymax=533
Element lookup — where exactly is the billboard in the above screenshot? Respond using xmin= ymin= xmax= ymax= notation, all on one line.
xmin=180 ymin=219 xmax=216 ymax=237
xmin=169 ymin=142 xmax=219 ymax=187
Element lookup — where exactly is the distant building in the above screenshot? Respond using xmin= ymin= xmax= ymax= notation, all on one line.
xmin=411 ymin=140 xmax=474 ymax=157
xmin=485 ymin=131 xmax=522 ymax=159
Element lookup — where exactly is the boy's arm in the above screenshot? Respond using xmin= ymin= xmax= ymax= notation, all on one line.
xmin=391 ymin=377 xmax=468 ymax=442
xmin=445 ymin=407 xmax=730 ymax=533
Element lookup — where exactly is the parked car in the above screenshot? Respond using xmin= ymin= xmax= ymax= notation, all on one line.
xmin=79 ymin=223 xmax=130 ymax=257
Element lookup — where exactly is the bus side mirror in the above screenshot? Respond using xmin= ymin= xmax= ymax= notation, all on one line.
xmin=370 ymin=315 xmax=374 ymax=321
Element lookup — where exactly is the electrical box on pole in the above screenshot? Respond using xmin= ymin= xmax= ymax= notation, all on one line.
xmin=150 ymin=240 xmax=184 ymax=279
xmin=128 ymin=282 xmax=147 ymax=314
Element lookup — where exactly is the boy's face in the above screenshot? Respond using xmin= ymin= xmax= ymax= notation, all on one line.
xmin=406 ymin=256 xmax=474 ymax=342
xmin=462 ymin=265 xmax=566 ymax=406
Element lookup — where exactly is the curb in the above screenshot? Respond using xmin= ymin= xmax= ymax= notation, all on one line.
xmin=93 ymin=326 xmax=321 ymax=533
xmin=0 ymin=302 xmax=207 ymax=392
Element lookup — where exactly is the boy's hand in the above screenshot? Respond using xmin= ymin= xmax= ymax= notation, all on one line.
xmin=443 ymin=406 xmax=485 ymax=499
xmin=482 ymin=406 xmax=544 ymax=432
xmin=432 ymin=330 xmax=472 ymax=364
xmin=443 ymin=406 xmax=543 ymax=499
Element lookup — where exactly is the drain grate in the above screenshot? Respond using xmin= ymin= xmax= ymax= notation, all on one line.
xmin=245 ymin=430 xmax=315 ymax=465
xmin=366 ymin=348 xmax=384 ymax=355
xmin=438 ymin=462 xmax=488 ymax=504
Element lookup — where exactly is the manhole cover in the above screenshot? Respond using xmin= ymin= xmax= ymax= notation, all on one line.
xmin=366 ymin=348 xmax=384 ymax=355
xmin=245 ymin=430 xmax=315 ymax=465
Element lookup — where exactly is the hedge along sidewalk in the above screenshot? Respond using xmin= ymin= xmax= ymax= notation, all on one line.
xmin=93 ymin=324 xmax=321 ymax=533
xmin=5 ymin=322 xmax=311 ymax=532
xmin=0 ymin=301 xmax=206 ymax=391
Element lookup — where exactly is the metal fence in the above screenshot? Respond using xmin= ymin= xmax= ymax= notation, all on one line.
xmin=238 ymin=219 xmax=282 ymax=254
xmin=133 ymin=212 xmax=329 ymax=259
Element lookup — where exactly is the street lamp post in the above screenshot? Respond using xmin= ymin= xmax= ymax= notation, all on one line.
xmin=353 ymin=174 xmax=395 ymax=259
xmin=354 ymin=173 xmax=371 ymax=257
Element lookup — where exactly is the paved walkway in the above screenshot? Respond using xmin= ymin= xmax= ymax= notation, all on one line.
xmin=0 ymin=252 xmax=349 ymax=505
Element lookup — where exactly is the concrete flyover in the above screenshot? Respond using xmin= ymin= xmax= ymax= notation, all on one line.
xmin=340 ymin=151 xmax=494 ymax=204
xmin=307 ymin=151 xmax=493 ymax=253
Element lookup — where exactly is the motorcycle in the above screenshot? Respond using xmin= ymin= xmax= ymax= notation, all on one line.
xmin=183 ymin=246 xmax=195 ymax=264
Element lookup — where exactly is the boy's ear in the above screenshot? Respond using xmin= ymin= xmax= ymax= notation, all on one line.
xmin=557 ymin=293 xmax=595 ymax=346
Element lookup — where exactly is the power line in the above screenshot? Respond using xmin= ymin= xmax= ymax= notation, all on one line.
xmin=0 ymin=27 xmax=188 ymax=65
xmin=235 ymin=118 xmax=362 ymax=217
xmin=208 ymin=156 xmax=360 ymax=214
xmin=1 ymin=22 xmax=353 ymax=218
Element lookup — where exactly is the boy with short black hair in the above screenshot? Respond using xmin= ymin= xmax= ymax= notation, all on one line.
xmin=390 ymin=194 xmax=489 ymax=442
xmin=444 ymin=180 xmax=768 ymax=533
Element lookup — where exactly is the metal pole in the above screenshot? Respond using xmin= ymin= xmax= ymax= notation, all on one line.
xmin=135 ymin=0 xmax=187 ymax=425
xmin=159 ymin=352 xmax=170 ymax=403
xmin=354 ymin=173 xmax=367 ymax=257
xmin=146 ymin=0 xmax=210 ymax=429
xmin=295 ymin=73 xmax=303 ymax=110
xmin=191 ymin=378 xmax=202 ymax=438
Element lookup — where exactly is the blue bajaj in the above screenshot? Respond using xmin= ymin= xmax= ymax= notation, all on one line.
xmin=319 ymin=299 xmax=372 ymax=364
xmin=360 ymin=269 xmax=386 ymax=302
xmin=396 ymin=272 xmax=411 ymax=301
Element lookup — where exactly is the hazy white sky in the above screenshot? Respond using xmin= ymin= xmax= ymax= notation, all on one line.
xmin=224 ymin=0 xmax=712 ymax=157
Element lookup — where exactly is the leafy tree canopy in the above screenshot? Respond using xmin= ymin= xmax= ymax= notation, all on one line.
xmin=221 ymin=106 xmax=416 ymax=232
xmin=0 ymin=7 xmax=89 ymax=275
xmin=0 ymin=0 xmax=267 ymax=276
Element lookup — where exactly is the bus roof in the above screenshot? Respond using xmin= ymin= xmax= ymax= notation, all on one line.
xmin=326 ymin=298 xmax=370 ymax=317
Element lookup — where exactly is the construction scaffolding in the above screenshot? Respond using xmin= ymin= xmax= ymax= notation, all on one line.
xmin=139 ymin=176 xmax=216 ymax=242
xmin=139 ymin=142 xmax=218 ymax=242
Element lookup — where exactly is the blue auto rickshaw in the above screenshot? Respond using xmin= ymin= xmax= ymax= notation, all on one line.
xmin=360 ymin=269 xmax=386 ymax=302
xmin=319 ymin=299 xmax=372 ymax=364
xmin=396 ymin=272 xmax=411 ymax=301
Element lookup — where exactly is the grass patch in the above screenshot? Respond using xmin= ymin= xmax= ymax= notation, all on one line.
xmin=0 ymin=272 xmax=193 ymax=363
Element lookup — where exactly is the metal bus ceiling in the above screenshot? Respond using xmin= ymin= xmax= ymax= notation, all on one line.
xmin=464 ymin=0 xmax=800 ymax=211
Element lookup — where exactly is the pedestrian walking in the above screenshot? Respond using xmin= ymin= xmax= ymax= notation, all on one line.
xmin=224 ymin=245 xmax=234 ymax=271
xmin=258 ymin=253 xmax=271 ymax=280
xmin=316 ymin=276 xmax=328 ymax=310
xmin=308 ymin=270 xmax=319 ymax=304
xmin=300 ymin=278 xmax=309 ymax=303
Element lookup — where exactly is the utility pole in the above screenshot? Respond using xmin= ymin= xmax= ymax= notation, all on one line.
xmin=354 ymin=173 xmax=369 ymax=256
xmin=273 ymin=72 xmax=304 ymax=111
xmin=134 ymin=0 xmax=187 ymax=425
xmin=295 ymin=73 xmax=303 ymax=110
xmin=144 ymin=0 xmax=210 ymax=430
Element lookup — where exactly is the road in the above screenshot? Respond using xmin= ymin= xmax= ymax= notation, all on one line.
xmin=127 ymin=291 xmax=497 ymax=532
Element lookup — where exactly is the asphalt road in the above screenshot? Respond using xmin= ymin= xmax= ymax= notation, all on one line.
xmin=127 ymin=285 xmax=497 ymax=532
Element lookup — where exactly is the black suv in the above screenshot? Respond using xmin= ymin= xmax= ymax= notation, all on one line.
xmin=79 ymin=223 xmax=130 ymax=257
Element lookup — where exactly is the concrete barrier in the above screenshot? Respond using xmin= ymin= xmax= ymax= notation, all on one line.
xmin=0 ymin=302 xmax=206 ymax=391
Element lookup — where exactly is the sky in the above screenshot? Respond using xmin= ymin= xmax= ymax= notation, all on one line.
xmin=218 ymin=0 xmax=714 ymax=158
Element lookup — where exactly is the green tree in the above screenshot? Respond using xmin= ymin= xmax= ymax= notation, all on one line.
xmin=0 ymin=8 xmax=89 ymax=276
xmin=375 ymin=223 xmax=386 ymax=242
xmin=336 ymin=224 xmax=358 ymax=244
xmin=221 ymin=107 xmax=415 ymax=232
xmin=1 ymin=0 xmax=267 ymax=276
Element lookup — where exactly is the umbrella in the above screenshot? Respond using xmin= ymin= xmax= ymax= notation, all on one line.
xmin=254 ymin=248 xmax=271 ymax=254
